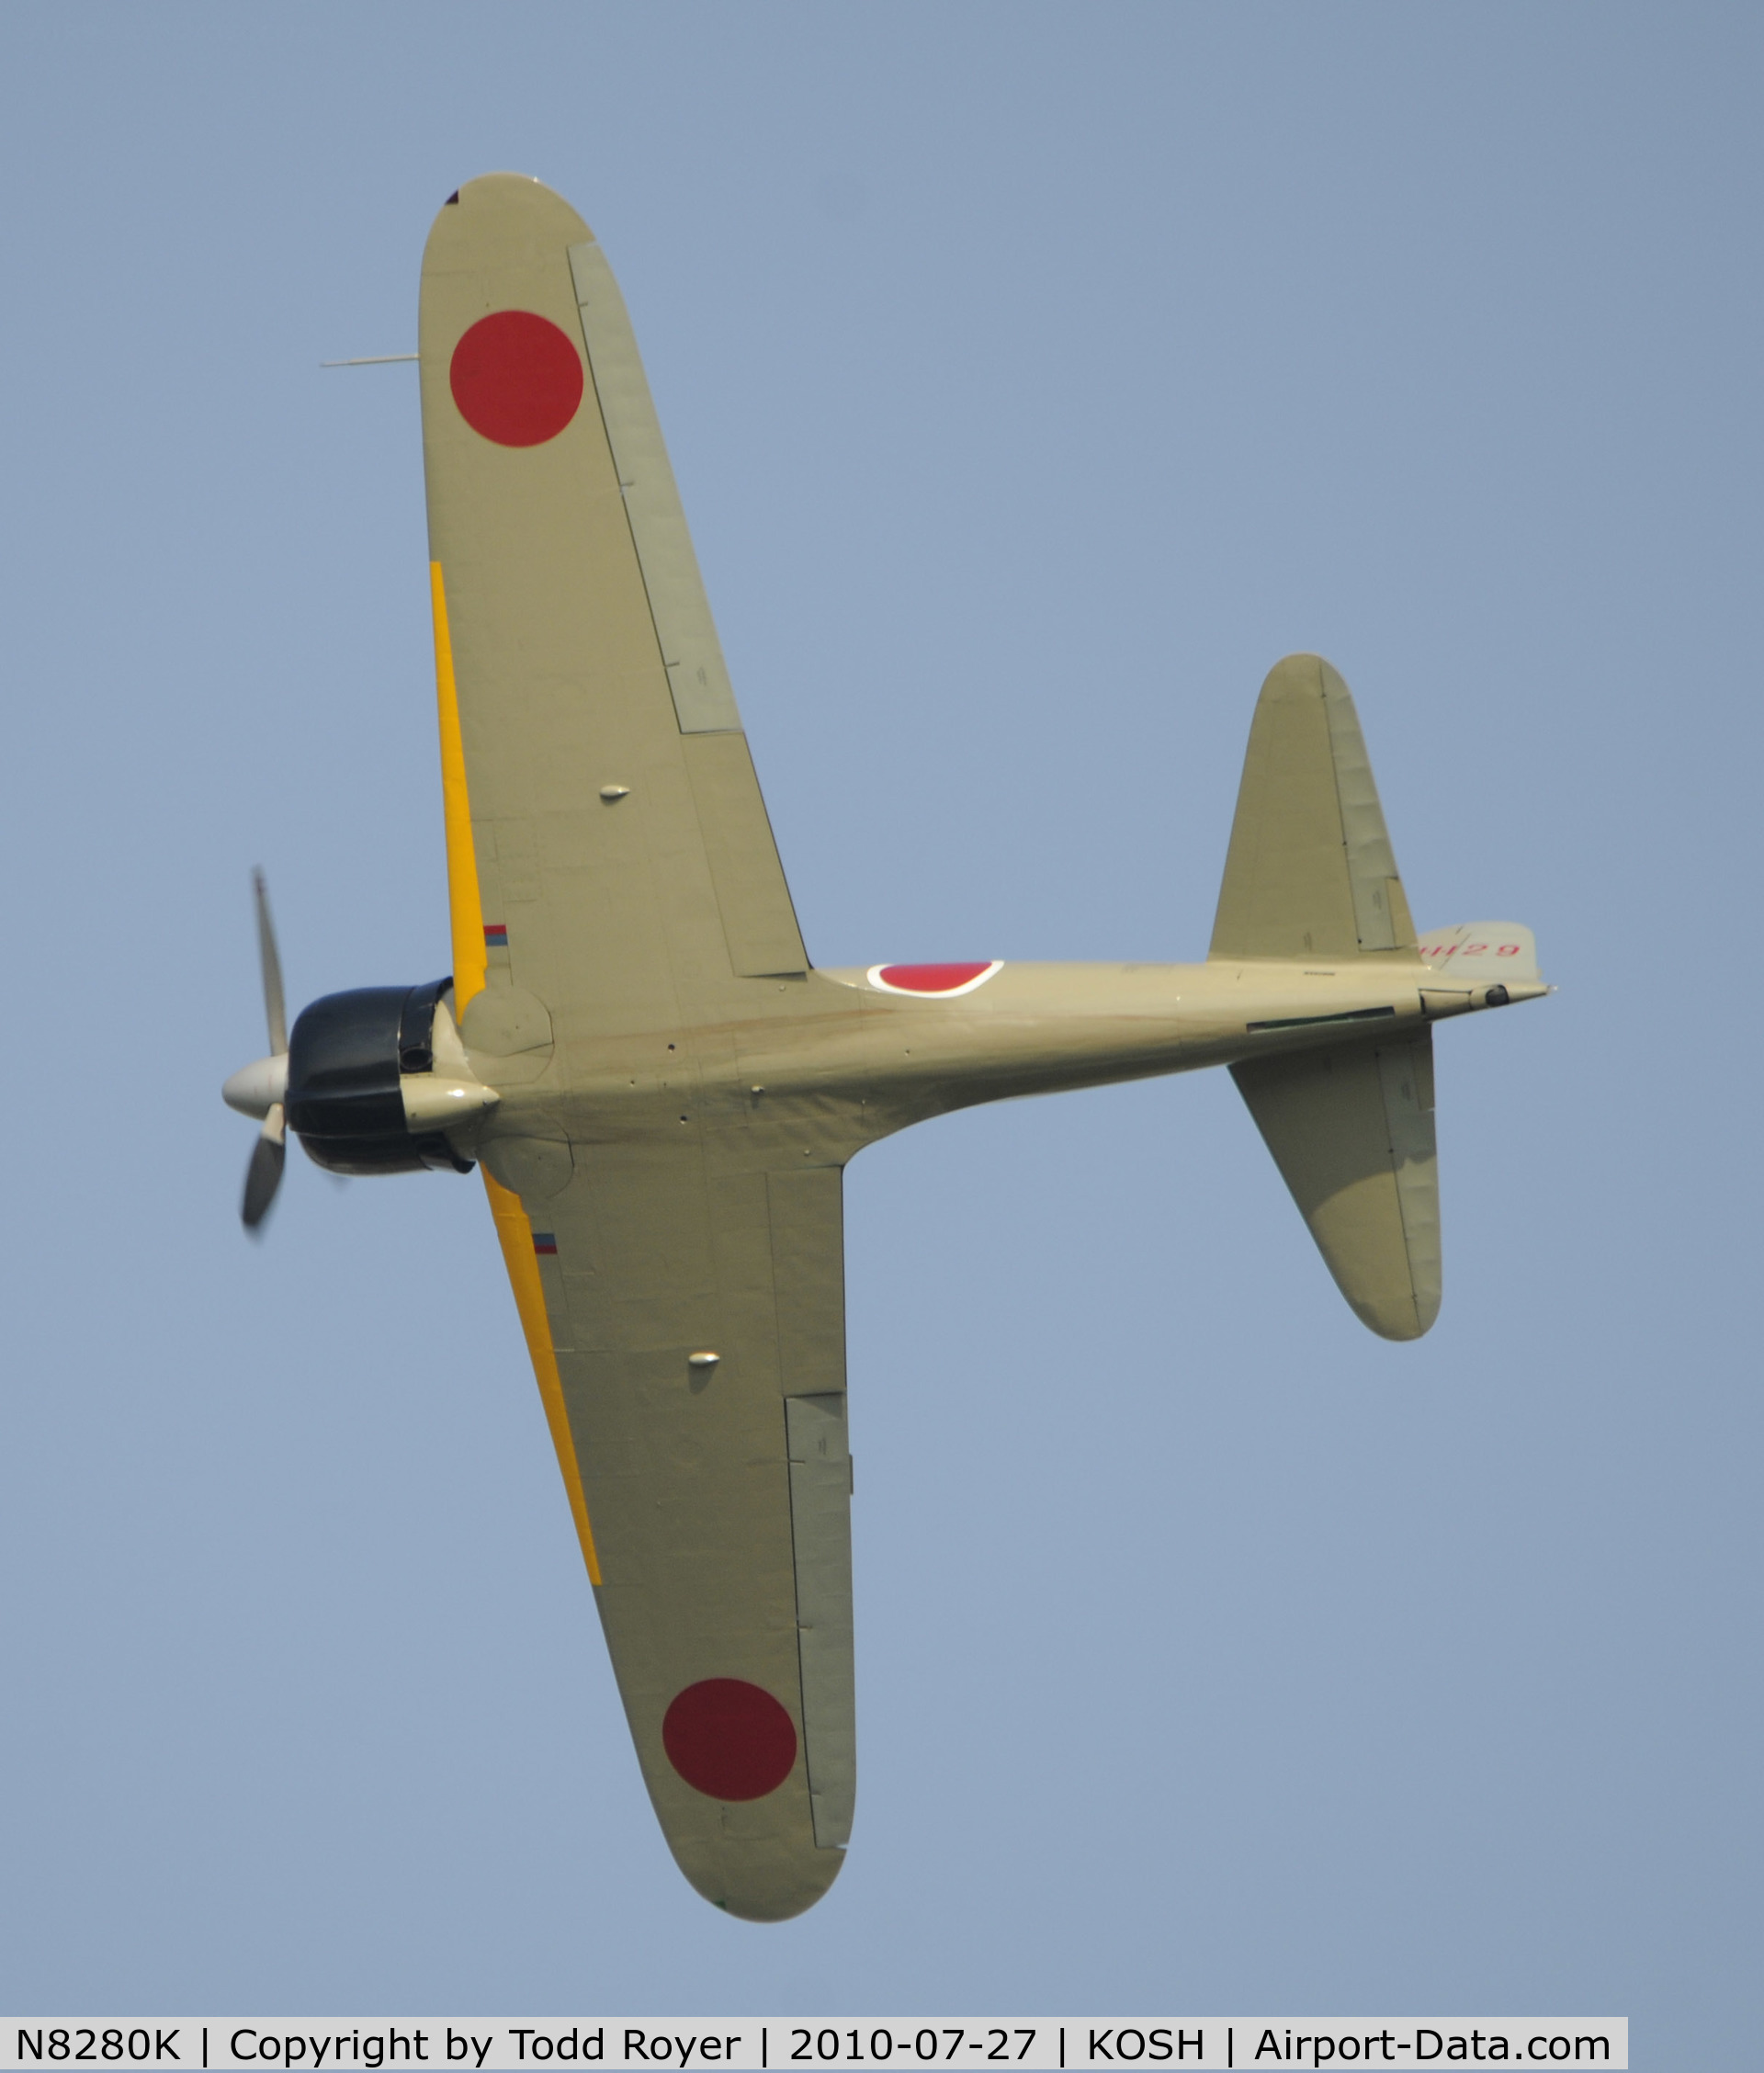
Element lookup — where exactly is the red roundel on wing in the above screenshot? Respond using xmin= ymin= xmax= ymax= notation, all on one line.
xmin=449 ymin=311 xmax=583 ymax=447
xmin=662 ymin=1679 xmax=797 ymax=1801
xmin=877 ymin=962 xmax=994 ymax=992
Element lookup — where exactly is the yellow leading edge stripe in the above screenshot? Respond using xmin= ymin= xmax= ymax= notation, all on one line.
xmin=430 ymin=562 xmax=487 ymax=1015
xmin=482 ymin=1169 xmax=602 ymax=1585
xmin=430 ymin=562 xmax=602 ymax=1587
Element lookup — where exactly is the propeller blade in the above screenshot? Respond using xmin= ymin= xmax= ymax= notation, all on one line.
xmin=242 ymin=1104 xmax=286 ymax=1232
xmin=253 ymin=868 xmax=288 ymax=1058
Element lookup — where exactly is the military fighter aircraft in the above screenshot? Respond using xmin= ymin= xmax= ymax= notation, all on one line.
xmin=221 ymin=174 xmax=1548 ymax=1921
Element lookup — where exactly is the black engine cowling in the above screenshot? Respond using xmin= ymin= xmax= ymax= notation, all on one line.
xmin=285 ymin=978 xmax=473 ymax=1175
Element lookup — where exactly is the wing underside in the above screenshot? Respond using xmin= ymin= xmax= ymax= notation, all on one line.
xmin=481 ymin=1146 xmax=854 ymax=1920
xmin=419 ymin=173 xmax=806 ymax=1038
xmin=418 ymin=175 xmax=848 ymax=1920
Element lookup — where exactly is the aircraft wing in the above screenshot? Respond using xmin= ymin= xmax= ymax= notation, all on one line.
xmin=419 ymin=173 xmax=807 ymax=1026
xmin=418 ymin=175 xmax=848 ymax=1920
xmin=483 ymin=1152 xmax=854 ymax=1920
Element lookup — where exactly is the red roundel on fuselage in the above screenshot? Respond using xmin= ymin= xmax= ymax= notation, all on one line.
xmin=449 ymin=311 xmax=583 ymax=447
xmin=876 ymin=963 xmax=995 ymax=992
xmin=662 ymin=1678 xmax=797 ymax=1801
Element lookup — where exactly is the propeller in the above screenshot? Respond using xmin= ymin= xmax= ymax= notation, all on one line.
xmin=222 ymin=869 xmax=291 ymax=1233
xmin=255 ymin=865 xmax=287 ymax=1058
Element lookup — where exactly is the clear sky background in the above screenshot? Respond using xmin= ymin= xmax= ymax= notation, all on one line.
xmin=0 ymin=2 xmax=1757 ymax=2053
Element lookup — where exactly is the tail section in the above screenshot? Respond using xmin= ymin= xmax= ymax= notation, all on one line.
xmin=1417 ymin=922 xmax=1548 ymax=1017
xmin=1232 ymin=1031 xmax=1440 ymax=1342
xmin=1210 ymin=653 xmax=1417 ymax=962
xmin=1216 ymin=656 xmax=1439 ymax=1338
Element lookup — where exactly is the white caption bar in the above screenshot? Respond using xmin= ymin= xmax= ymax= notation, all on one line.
xmin=0 ymin=2022 xmax=1629 ymax=2072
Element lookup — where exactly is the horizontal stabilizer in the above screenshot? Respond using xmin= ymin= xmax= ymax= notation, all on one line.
xmin=1232 ymin=1031 xmax=1440 ymax=1341
xmin=1211 ymin=655 xmax=1416 ymax=962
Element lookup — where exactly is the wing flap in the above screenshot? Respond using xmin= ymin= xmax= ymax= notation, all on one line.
xmin=1232 ymin=1030 xmax=1440 ymax=1341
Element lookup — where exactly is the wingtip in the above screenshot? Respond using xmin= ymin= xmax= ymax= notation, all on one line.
xmin=680 ymin=1842 xmax=846 ymax=1923
xmin=1354 ymin=1294 xmax=1439 ymax=1342
xmin=425 ymin=172 xmax=594 ymax=246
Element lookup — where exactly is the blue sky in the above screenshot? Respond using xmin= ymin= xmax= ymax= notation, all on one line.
xmin=0 ymin=4 xmax=1757 ymax=2056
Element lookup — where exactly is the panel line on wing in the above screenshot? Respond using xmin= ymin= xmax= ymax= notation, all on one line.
xmin=786 ymin=1390 xmax=856 ymax=1850
xmin=567 ymin=239 xmax=744 ymax=735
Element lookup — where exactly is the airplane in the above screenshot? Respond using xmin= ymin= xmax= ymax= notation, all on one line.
xmin=221 ymin=173 xmax=1548 ymax=1921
